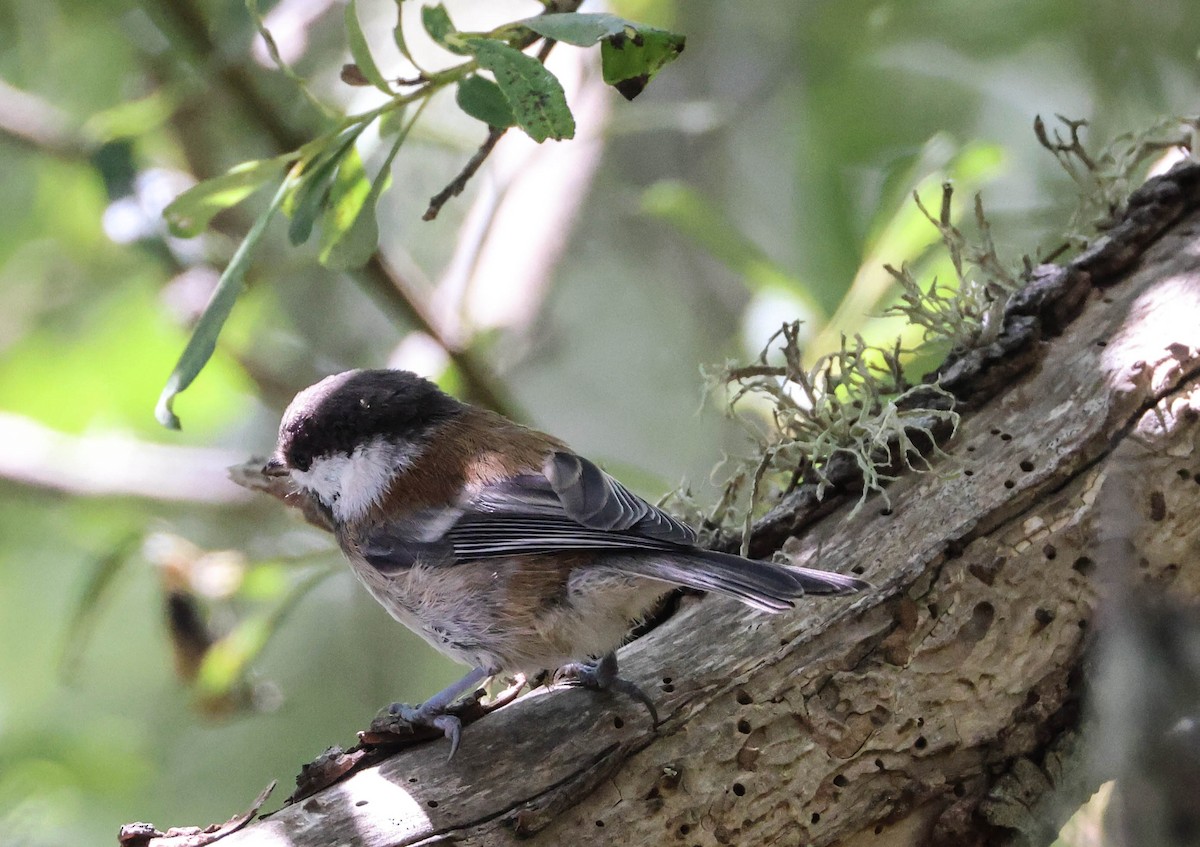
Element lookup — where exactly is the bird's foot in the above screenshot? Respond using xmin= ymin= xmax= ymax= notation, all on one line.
xmin=555 ymin=651 xmax=659 ymax=727
xmin=382 ymin=701 xmax=465 ymax=760
xmin=370 ymin=666 xmax=492 ymax=760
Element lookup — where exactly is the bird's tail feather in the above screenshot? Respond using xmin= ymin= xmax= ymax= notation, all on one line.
xmin=619 ymin=549 xmax=869 ymax=613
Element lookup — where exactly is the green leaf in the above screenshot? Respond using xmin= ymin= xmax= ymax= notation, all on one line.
xmin=468 ymin=39 xmax=574 ymax=143
xmin=345 ymin=0 xmax=393 ymax=93
xmin=320 ymin=146 xmax=370 ymax=244
xmin=421 ymin=3 xmax=469 ymax=54
xmin=600 ymin=25 xmax=685 ymax=100
xmin=521 ymin=13 xmax=685 ymax=100
xmin=285 ymin=174 xmax=332 ymax=245
xmin=286 ymin=158 xmax=336 ymax=245
xmin=392 ymin=0 xmax=414 ymax=62
xmin=156 ymin=179 xmax=289 ymax=429
xmin=319 ymin=98 xmax=426 ymax=267
xmin=455 ymin=75 xmax=515 ymax=128
xmin=319 ymin=179 xmax=383 ymax=271
xmin=164 ymin=156 xmax=287 ymax=238
xmin=521 ymin=12 xmax=630 ymax=46
xmin=320 ymin=130 xmax=406 ymax=270
xmin=420 ymin=4 xmax=452 ymax=41
xmin=317 ymin=146 xmax=375 ymax=270
xmin=285 ymin=127 xmax=363 ymax=245
xmin=194 ymin=616 xmax=270 ymax=698
xmin=84 ymin=90 xmax=176 ymax=141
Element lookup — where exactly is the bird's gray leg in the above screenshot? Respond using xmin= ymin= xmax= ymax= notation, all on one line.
xmin=557 ymin=651 xmax=659 ymax=727
xmin=387 ymin=666 xmax=490 ymax=759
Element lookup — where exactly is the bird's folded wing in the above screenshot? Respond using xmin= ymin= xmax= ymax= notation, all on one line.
xmin=360 ymin=452 xmax=699 ymax=567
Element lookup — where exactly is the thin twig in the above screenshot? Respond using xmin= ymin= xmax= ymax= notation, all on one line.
xmin=423 ymin=126 xmax=508 ymax=221
xmin=422 ymin=37 xmax=561 ymax=221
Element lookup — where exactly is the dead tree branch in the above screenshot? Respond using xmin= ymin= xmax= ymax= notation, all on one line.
xmin=134 ymin=163 xmax=1200 ymax=846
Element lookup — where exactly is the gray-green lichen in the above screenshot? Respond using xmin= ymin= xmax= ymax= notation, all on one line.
xmin=885 ymin=184 xmax=1021 ymax=353
xmin=704 ymin=326 xmax=958 ymax=553
xmin=685 ymin=116 xmax=1197 ymax=553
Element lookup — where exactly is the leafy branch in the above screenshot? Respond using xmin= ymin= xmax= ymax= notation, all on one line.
xmin=156 ymin=2 xmax=686 ymax=428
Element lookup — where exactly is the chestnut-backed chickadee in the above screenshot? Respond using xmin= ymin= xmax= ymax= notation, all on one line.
xmin=263 ymin=369 xmax=868 ymax=755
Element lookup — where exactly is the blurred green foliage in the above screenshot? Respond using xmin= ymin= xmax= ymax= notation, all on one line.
xmin=0 ymin=0 xmax=1196 ymax=843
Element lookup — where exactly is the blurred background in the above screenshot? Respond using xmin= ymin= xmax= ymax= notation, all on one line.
xmin=0 ymin=0 xmax=1196 ymax=843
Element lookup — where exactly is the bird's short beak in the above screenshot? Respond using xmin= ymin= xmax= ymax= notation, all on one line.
xmin=261 ymin=456 xmax=289 ymax=478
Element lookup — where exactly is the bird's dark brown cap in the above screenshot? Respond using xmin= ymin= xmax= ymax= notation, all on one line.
xmin=275 ymin=369 xmax=463 ymax=472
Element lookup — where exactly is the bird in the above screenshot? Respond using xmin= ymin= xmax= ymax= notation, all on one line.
xmin=262 ymin=368 xmax=869 ymax=756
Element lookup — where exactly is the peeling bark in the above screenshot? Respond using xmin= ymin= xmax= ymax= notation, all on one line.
xmin=172 ymin=165 xmax=1200 ymax=847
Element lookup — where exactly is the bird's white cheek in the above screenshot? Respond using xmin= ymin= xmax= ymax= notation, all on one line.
xmin=290 ymin=459 xmax=352 ymax=516
xmin=292 ymin=441 xmax=419 ymax=524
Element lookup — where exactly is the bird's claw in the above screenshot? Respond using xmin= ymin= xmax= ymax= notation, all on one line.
xmin=432 ymin=714 xmax=463 ymax=759
xmin=385 ymin=702 xmax=464 ymax=760
xmin=556 ymin=653 xmax=660 ymax=727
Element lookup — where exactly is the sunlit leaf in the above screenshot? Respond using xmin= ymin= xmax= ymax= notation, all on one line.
xmin=320 ymin=185 xmax=382 ymax=270
xmin=455 ymin=75 xmax=515 ymax=128
xmin=344 ymin=0 xmax=393 ymax=93
xmin=84 ymin=91 xmax=176 ymax=142
xmin=194 ymin=615 xmax=269 ymax=697
xmin=164 ymin=156 xmax=287 ymax=238
xmin=318 ymin=146 xmax=370 ymax=250
xmin=317 ymin=145 xmax=374 ymax=269
xmin=468 ymin=39 xmax=574 ymax=142
xmin=238 ymin=562 xmax=290 ymax=602
xmin=285 ymin=128 xmax=364 ymax=245
xmin=867 ymin=140 xmax=1006 ymax=270
xmin=320 ymin=130 xmax=406 ymax=270
xmin=156 ymin=179 xmax=289 ymax=429
xmin=282 ymin=130 xmax=356 ymax=205
xmin=803 ymin=138 xmax=1007 ymax=360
